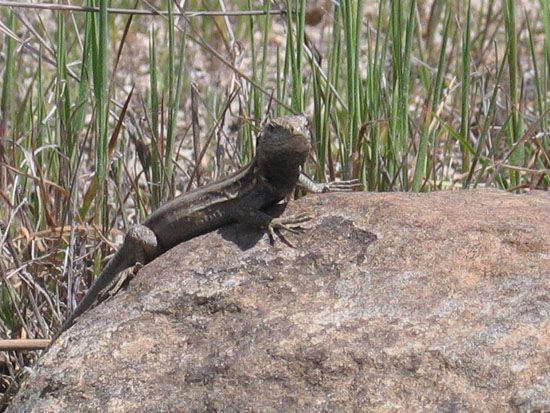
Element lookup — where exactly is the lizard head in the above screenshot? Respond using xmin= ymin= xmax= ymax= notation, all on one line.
xmin=256 ymin=114 xmax=312 ymax=174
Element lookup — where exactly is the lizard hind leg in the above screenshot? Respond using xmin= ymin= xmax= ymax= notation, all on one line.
xmin=125 ymin=224 xmax=159 ymax=264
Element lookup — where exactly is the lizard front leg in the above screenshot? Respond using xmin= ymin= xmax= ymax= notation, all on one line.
xmin=298 ymin=173 xmax=362 ymax=193
xmin=231 ymin=206 xmax=311 ymax=245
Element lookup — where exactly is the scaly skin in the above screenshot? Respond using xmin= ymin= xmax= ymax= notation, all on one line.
xmin=53 ymin=115 xmax=360 ymax=342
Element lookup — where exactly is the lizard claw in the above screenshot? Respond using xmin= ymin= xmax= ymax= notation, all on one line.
xmin=267 ymin=213 xmax=312 ymax=246
xmin=132 ymin=262 xmax=144 ymax=275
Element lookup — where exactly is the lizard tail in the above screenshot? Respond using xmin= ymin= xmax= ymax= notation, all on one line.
xmin=52 ymin=250 xmax=133 ymax=342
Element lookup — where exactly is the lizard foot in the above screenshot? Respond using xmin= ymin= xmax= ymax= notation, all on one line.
xmin=132 ymin=262 xmax=144 ymax=275
xmin=320 ymin=179 xmax=362 ymax=192
xmin=299 ymin=174 xmax=362 ymax=193
xmin=109 ymin=262 xmax=144 ymax=299
xmin=268 ymin=213 xmax=312 ymax=246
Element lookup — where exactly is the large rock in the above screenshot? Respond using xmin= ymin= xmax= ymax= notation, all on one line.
xmin=9 ymin=190 xmax=550 ymax=412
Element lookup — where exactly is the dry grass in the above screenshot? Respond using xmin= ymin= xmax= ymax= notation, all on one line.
xmin=0 ymin=0 xmax=548 ymax=407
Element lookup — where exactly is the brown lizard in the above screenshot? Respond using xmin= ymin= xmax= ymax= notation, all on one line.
xmin=53 ymin=115 xmax=359 ymax=341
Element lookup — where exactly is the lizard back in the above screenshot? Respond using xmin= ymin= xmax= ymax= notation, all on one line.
xmin=143 ymin=162 xmax=283 ymax=251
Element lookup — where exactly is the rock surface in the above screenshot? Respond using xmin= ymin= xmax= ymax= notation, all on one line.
xmin=9 ymin=190 xmax=550 ymax=413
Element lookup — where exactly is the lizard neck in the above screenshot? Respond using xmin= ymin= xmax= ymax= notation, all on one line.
xmin=257 ymin=160 xmax=302 ymax=194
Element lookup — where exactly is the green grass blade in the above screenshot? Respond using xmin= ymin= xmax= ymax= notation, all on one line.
xmin=1 ymin=10 xmax=15 ymax=133
xmin=503 ymin=0 xmax=524 ymax=187
xmin=459 ymin=0 xmax=472 ymax=179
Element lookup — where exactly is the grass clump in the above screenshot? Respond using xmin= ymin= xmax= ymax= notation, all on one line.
xmin=0 ymin=0 xmax=548 ymax=402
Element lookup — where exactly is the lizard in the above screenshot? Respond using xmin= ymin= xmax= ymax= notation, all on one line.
xmin=53 ymin=114 xmax=360 ymax=341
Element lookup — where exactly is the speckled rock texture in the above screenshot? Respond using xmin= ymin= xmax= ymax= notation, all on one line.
xmin=8 ymin=190 xmax=550 ymax=412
